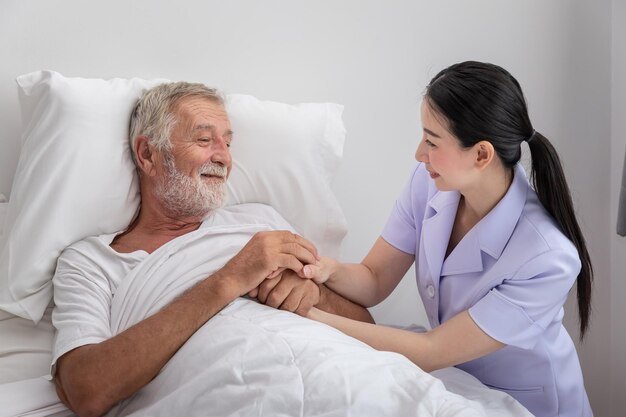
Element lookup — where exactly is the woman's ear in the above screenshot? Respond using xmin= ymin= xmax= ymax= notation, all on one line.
xmin=474 ymin=140 xmax=495 ymax=170
xmin=134 ymin=136 xmax=159 ymax=176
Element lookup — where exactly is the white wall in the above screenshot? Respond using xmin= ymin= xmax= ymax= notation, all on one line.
xmin=611 ymin=0 xmax=626 ymax=415
xmin=554 ymin=2 xmax=612 ymax=417
xmin=0 ymin=0 xmax=616 ymax=414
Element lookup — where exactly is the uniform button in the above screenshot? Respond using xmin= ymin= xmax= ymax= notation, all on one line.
xmin=426 ymin=284 xmax=435 ymax=299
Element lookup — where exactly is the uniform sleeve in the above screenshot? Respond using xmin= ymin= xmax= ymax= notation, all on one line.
xmin=381 ymin=163 xmax=429 ymax=255
xmin=469 ymin=248 xmax=581 ymax=349
xmin=51 ymin=246 xmax=115 ymax=373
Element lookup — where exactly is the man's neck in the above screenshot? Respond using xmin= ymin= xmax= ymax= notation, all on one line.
xmin=110 ymin=205 xmax=206 ymax=254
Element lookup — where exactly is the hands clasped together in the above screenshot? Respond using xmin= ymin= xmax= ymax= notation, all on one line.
xmin=219 ymin=230 xmax=335 ymax=317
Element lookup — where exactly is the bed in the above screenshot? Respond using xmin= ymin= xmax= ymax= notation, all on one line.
xmin=0 ymin=71 xmax=533 ymax=417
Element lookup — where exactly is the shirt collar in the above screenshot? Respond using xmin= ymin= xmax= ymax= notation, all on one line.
xmin=475 ymin=163 xmax=529 ymax=259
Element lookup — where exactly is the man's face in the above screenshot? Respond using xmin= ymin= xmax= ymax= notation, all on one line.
xmin=154 ymin=96 xmax=233 ymax=218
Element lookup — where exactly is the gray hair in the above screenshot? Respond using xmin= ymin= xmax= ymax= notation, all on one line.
xmin=129 ymin=82 xmax=224 ymax=161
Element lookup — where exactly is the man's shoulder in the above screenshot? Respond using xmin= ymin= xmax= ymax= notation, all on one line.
xmin=58 ymin=232 xmax=117 ymax=265
xmin=203 ymin=204 xmax=294 ymax=232
xmin=65 ymin=232 xmax=114 ymax=251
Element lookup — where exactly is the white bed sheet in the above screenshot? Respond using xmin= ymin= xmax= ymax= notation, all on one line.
xmin=0 ymin=305 xmax=54 ymax=385
xmin=0 ymin=377 xmax=72 ymax=417
xmin=0 ymin=304 xmax=532 ymax=417
xmin=0 ymin=369 xmax=529 ymax=417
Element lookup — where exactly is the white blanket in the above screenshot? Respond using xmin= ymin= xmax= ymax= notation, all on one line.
xmin=101 ymin=223 xmax=531 ymax=417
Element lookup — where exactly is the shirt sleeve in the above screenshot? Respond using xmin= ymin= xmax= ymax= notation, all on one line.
xmin=468 ymin=247 xmax=581 ymax=350
xmin=381 ymin=163 xmax=429 ymax=255
xmin=51 ymin=245 xmax=115 ymax=373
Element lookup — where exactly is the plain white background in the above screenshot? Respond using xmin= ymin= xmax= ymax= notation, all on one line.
xmin=0 ymin=1 xmax=622 ymax=415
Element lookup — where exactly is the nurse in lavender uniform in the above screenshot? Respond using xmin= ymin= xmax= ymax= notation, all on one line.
xmin=305 ymin=61 xmax=593 ymax=417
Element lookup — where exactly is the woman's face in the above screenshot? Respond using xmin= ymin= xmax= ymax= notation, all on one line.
xmin=415 ymin=100 xmax=478 ymax=192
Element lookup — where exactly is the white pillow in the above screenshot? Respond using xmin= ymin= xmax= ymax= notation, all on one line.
xmin=225 ymin=94 xmax=347 ymax=256
xmin=0 ymin=70 xmax=348 ymax=324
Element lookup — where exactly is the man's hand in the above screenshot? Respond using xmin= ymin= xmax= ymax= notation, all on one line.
xmin=249 ymin=270 xmax=321 ymax=316
xmin=249 ymin=265 xmax=375 ymax=324
xmin=218 ymin=230 xmax=319 ymax=297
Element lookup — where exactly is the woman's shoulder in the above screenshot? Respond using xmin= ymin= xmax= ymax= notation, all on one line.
xmin=495 ymin=190 xmax=581 ymax=284
xmin=516 ymin=189 xmax=578 ymax=258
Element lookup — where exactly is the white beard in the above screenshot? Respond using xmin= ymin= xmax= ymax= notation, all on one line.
xmin=155 ymin=152 xmax=227 ymax=218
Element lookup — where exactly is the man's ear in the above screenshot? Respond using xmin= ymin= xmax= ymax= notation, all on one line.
xmin=134 ymin=136 xmax=159 ymax=176
xmin=474 ymin=140 xmax=495 ymax=170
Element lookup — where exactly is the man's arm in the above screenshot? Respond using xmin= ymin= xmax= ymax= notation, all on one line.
xmin=318 ymin=284 xmax=374 ymax=323
xmin=54 ymin=231 xmax=318 ymax=417
xmin=55 ymin=274 xmax=240 ymax=417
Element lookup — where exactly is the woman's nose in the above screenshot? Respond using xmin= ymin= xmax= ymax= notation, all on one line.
xmin=415 ymin=139 xmax=428 ymax=162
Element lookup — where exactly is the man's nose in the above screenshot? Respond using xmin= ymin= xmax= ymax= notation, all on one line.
xmin=210 ymin=137 xmax=231 ymax=165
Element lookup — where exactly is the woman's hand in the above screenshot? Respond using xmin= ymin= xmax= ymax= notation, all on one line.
xmin=301 ymin=256 xmax=339 ymax=284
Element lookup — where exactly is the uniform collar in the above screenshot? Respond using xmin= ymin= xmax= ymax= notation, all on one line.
xmin=421 ymin=190 xmax=460 ymax=281
xmin=475 ymin=163 xmax=529 ymax=259
xmin=424 ymin=164 xmax=529 ymax=277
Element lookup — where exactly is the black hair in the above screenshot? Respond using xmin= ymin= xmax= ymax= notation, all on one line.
xmin=425 ymin=61 xmax=593 ymax=338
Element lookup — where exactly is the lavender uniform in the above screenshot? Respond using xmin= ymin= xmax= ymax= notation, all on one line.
xmin=381 ymin=162 xmax=592 ymax=417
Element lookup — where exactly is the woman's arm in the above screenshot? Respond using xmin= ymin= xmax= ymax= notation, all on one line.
xmin=304 ymin=237 xmax=415 ymax=307
xmin=307 ymin=308 xmax=504 ymax=372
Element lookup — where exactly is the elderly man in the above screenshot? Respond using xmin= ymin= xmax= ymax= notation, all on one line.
xmin=51 ymin=82 xmax=372 ymax=417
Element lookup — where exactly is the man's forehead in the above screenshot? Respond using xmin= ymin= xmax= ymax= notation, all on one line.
xmin=192 ymin=123 xmax=233 ymax=135
xmin=193 ymin=123 xmax=214 ymax=131
xmin=177 ymin=95 xmax=218 ymax=108
xmin=175 ymin=99 xmax=229 ymax=122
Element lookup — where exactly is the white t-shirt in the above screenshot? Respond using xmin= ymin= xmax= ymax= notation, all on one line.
xmin=51 ymin=204 xmax=294 ymax=372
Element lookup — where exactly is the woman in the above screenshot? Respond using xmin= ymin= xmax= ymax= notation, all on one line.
xmin=304 ymin=61 xmax=593 ymax=417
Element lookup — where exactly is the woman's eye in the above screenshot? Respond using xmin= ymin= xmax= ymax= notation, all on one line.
xmin=425 ymin=139 xmax=436 ymax=148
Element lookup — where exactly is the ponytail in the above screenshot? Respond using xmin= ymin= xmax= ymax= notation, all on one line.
xmin=527 ymin=132 xmax=593 ymax=339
